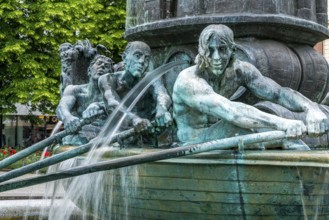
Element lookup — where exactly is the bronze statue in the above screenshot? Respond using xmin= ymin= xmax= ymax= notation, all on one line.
xmin=56 ymin=55 xmax=113 ymax=145
xmin=98 ymin=41 xmax=172 ymax=141
xmin=172 ymin=24 xmax=329 ymax=149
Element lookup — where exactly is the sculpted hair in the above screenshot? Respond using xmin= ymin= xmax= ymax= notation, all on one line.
xmin=58 ymin=43 xmax=73 ymax=53
xmin=88 ymin=55 xmax=113 ymax=76
xmin=195 ymin=25 xmax=236 ymax=70
xmin=121 ymin=41 xmax=151 ymax=63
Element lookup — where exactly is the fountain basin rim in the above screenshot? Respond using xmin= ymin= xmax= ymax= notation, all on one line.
xmin=61 ymin=146 xmax=329 ymax=168
xmin=125 ymin=13 xmax=329 ymax=47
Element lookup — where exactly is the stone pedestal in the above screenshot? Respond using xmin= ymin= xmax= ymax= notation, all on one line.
xmin=124 ymin=0 xmax=329 ymax=103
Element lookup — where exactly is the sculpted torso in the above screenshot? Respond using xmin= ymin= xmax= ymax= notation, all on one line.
xmin=173 ymin=25 xmax=329 ymax=146
xmin=63 ymin=84 xmax=103 ymax=118
xmin=173 ymin=60 xmax=247 ymax=141
xmin=75 ymin=85 xmax=102 ymax=116
xmin=98 ymin=71 xmax=140 ymax=111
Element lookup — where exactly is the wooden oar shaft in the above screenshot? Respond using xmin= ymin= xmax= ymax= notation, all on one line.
xmin=0 ymin=61 xmax=185 ymax=171
xmin=0 ymin=61 xmax=186 ymax=176
xmin=0 ymin=128 xmax=135 ymax=183
xmin=0 ymin=130 xmax=68 ymax=170
xmin=0 ymin=131 xmax=287 ymax=192
xmin=0 ymin=114 xmax=104 ymax=170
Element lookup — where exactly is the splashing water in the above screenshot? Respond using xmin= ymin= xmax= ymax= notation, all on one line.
xmin=45 ymin=61 xmax=185 ymax=220
xmin=40 ymin=121 xmax=63 ymax=161
xmin=296 ymin=166 xmax=329 ymax=220
xmin=22 ymin=121 xmax=67 ymax=220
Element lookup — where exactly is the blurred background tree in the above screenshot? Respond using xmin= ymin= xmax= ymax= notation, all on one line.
xmin=0 ymin=0 xmax=126 ymax=115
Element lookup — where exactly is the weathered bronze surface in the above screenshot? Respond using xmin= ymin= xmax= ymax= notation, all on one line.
xmin=125 ymin=0 xmax=329 ymax=106
xmin=3 ymin=1 xmax=329 ymax=219
xmin=126 ymin=0 xmax=329 ymax=47
xmin=73 ymin=148 xmax=329 ymax=219
xmin=172 ymin=24 xmax=328 ymax=150
xmin=57 ymin=54 xmax=113 ymax=145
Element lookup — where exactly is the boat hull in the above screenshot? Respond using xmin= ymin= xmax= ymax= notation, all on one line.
xmin=69 ymin=149 xmax=329 ymax=219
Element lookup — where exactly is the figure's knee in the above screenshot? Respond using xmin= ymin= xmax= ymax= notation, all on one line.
xmin=201 ymin=120 xmax=253 ymax=143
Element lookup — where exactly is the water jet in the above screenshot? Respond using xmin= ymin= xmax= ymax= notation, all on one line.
xmin=2 ymin=1 xmax=329 ymax=219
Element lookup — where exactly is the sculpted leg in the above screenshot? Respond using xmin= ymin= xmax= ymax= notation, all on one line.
xmin=200 ymin=120 xmax=252 ymax=143
xmin=184 ymin=115 xmax=310 ymax=150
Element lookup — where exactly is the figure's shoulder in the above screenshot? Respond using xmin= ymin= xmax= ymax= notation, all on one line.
xmin=98 ymin=73 xmax=109 ymax=83
xmin=233 ymin=59 xmax=257 ymax=71
xmin=99 ymin=71 xmax=122 ymax=84
xmin=110 ymin=70 xmax=124 ymax=77
xmin=174 ymin=65 xmax=202 ymax=91
xmin=177 ymin=65 xmax=198 ymax=80
xmin=63 ymin=84 xmax=85 ymax=95
xmin=232 ymin=59 xmax=261 ymax=79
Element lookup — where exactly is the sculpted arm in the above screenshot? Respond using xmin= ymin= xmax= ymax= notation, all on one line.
xmin=81 ymin=102 xmax=106 ymax=119
xmin=56 ymin=85 xmax=80 ymax=132
xmin=151 ymin=78 xmax=173 ymax=127
xmin=243 ymin=62 xmax=328 ymax=135
xmin=174 ymin=72 xmax=305 ymax=137
xmin=98 ymin=74 xmax=151 ymax=132
xmin=98 ymin=75 xmax=121 ymax=113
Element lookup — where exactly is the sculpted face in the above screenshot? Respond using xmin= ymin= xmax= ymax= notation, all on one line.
xmin=90 ymin=58 xmax=112 ymax=81
xmin=125 ymin=46 xmax=150 ymax=78
xmin=207 ymin=35 xmax=232 ymax=76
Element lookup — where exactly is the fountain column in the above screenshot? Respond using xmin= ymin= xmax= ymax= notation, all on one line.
xmin=125 ymin=0 xmax=329 ymax=103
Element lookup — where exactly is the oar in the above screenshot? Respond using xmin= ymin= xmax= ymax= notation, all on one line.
xmin=0 ymin=115 xmax=103 ymax=170
xmin=0 ymin=127 xmax=135 ymax=183
xmin=0 ymin=130 xmax=288 ymax=192
xmin=0 ymin=60 xmax=186 ymax=178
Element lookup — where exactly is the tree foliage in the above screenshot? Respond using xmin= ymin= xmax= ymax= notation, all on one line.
xmin=0 ymin=0 xmax=126 ymax=115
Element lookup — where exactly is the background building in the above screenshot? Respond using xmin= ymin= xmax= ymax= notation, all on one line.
xmin=2 ymin=104 xmax=58 ymax=149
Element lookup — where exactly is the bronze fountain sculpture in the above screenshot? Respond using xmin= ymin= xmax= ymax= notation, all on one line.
xmin=2 ymin=0 xmax=329 ymax=219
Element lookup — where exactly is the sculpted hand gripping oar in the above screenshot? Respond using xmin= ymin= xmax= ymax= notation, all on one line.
xmin=0 ymin=114 xmax=100 ymax=170
xmin=0 ymin=61 xmax=186 ymax=183
xmin=0 ymin=130 xmax=295 ymax=192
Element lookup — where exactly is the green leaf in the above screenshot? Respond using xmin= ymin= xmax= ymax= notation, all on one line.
xmin=0 ymin=0 xmax=127 ymax=114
